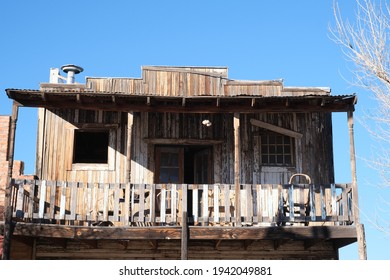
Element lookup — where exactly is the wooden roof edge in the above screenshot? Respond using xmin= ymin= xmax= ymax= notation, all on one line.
xmin=283 ymin=86 xmax=331 ymax=94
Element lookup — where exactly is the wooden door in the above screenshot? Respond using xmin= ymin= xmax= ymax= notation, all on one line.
xmin=155 ymin=147 xmax=184 ymax=183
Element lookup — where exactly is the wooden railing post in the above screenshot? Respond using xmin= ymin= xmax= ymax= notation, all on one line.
xmin=234 ymin=113 xmax=241 ymax=226
xmin=181 ymin=184 xmax=188 ymax=260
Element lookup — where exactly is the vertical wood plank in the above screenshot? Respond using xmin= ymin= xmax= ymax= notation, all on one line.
xmin=113 ymin=184 xmax=120 ymax=222
xmin=202 ymin=184 xmax=209 ymax=225
xmin=27 ymin=181 xmax=35 ymax=220
xmin=124 ymin=183 xmax=130 ymax=225
xmin=245 ymin=184 xmax=252 ymax=223
xmin=171 ymin=184 xmax=177 ymax=223
xmin=234 ymin=113 xmax=241 ymax=226
xmin=181 ymin=184 xmax=187 ymax=226
xmin=15 ymin=182 xmax=24 ymax=218
xmin=70 ymin=182 xmax=78 ymax=221
xmin=160 ymin=185 xmax=166 ymax=223
xmin=48 ymin=181 xmax=57 ymax=220
xmin=320 ymin=185 xmax=326 ymax=220
xmin=38 ymin=180 xmax=47 ymax=219
xmin=213 ymin=184 xmax=219 ymax=223
xmin=224 ymin=184 xmax=230 ymax=223
xmin=149 ymin=184 xmax=156 ymax=224
xmin=192 ymin=185 xmax=198 ymax=225
xmin=309 ymin=185 xmax=316 ymax=221
xmin=130 ymin=184 xmax=135 ymax=222
xmin=59 ymin=181 xmax=66 ymax=220
xmin=299 ymin=185 xmax=305 ymax=220
xmin=331 ymin=183 xmax=337 ymax=224
xmin=139 ymin=184 xmax=145 ymax=222
xmin=289 ymin=184 xmax=295 ymax=222
xmin=256 ymin=184 xmax=262 ymax=223
xmin=277 ymin=185 xmax=284 ymax=225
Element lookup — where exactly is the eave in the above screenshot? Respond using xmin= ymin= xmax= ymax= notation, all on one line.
xmin=6 ymin=89 xmax=357 ymax=113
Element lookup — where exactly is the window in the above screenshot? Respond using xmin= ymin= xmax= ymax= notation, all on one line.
xmin=260 ymin=133 xmax=293 ymax=166
xmin=73 ymin=130 xmax=109 ymax=164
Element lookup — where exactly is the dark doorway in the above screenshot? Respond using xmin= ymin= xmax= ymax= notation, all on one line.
xmin=155 ymin=145 xmax=212 ymax=184
xmin=155 ymin=145 xmax=213 ymax=223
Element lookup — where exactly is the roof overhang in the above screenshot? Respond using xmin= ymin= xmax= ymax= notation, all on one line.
xmin=6 ymin=89 xmax=357 ymax=113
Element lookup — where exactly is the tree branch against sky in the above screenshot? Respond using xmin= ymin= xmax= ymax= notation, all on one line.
xmin=330 ymin=0 xmax=390 ymax=235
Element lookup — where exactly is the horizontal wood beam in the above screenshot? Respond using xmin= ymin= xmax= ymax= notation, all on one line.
xmin=7 ymin=223 xmax=182 ymax=240
xmin=0 ymin=222 xmax=357 ymax=249
xmin=6 ymin=89 xmax=357 ymax=113
xmin=250 ymin=118 xmax=303 ymax=139
xmin=189 ymin=226 xmax=357 ymax=242
xmin=144 ymin=138 xmax=223 ymax=145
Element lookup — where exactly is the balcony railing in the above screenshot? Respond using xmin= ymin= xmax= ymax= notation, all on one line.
xmin=9 ymin=179 xmax=354 ymax=227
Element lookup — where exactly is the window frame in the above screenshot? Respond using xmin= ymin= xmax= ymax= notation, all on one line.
xmin=67 ymin=124 xmax=117 ymax=171
xmin=259 ymin=132 xmax=295 ymax=167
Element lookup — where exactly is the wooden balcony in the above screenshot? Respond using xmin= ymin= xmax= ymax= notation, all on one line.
xmin=1 ymin=179 xmax=358 ymax=259
xmin=8 ymin=178 xmax=356 ymax=226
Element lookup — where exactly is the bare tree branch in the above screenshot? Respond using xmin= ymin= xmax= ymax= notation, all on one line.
xmin=330 ymin=0 xmax=390 ymax=235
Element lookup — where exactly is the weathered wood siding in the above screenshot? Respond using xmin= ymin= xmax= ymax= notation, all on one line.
xmin=139 ymin=112 xmax=333 ymax=185
xmin=10 ymin=238 xmax=339 ymax=260
xmin=86 ymin=66 xmax=330 ymax=98
xmin=36 ymin=108 xmax=333 ymax=187
xmin=36 ymin=108 xmax=128 ymax=184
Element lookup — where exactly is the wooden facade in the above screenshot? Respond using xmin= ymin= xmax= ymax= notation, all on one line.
xmin=1 ymin=65 xmax=363 ymax=259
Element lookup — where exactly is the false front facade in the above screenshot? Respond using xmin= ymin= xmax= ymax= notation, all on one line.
xmin=0 ymin=65 xmax=363 ymax=259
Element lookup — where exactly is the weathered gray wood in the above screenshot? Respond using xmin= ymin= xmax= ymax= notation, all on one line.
xmin=347 ymin=111 xmax=367 ymax=260
xmin=234 ymin=113 xmax=241 ymax=226
xmin=124 ymin=183 xmax=130 ymax=225
xmin=245 ymin=184 xmax=252 ymax=223
xmin=213 ymin=184 xmax=219 ymax=223
xmin=181 ymin=211 xmax=188 ymax=260
xmin=189 ymin=226 xmax=358 ymax=241
xmin=49 ymin=181 xmax=57 ymax=219
xmin=149 ymin=184 xmax=156 ymax=223
xmin=69 ymin=182 xmax=78 ymax=221
xmin=160 ymin=185 xmax=166 ymax=223
xmin=250 ymin=118 xmax=303 ymax=139
xmin=202 ymin=184 xmax=208 ymax=225
xmin=59 ymin=181 xmax=67 ymax=220
xmin=8 ymin=180 xmax=356 ymax=227
xmin=38 ymin=180 xmax=47 ymax=219
xmin=171 ymin=184 xmax=177 ymax=223
xmin=256 ymin=184 xmax=262 ymax=223
xmin=139 ymin=184 xmax=145 ymax=222
xmin=192 ymin=185 xmax=199 ymax=224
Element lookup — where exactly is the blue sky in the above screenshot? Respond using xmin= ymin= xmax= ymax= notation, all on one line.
xmin=1 ymin=1 xmax=389 ymax=260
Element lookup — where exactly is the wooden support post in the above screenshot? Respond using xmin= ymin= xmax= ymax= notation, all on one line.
xmin=181 ymin=211 xmax=188 ymax=260
xmin=126 ymin=113 xmax=133 ymax=183
xmin=2 ymin=102 xmax=19 ymax=260
xmin=181 ymin=184 xmax=188 ymax=260
xmin=347 ymin=110 xmax=367 ymax=260
xmin=234 ymin=113 xmax=241 ymax=226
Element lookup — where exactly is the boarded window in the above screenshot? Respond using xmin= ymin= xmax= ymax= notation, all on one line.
xmin=73 ymin=130 xmax=109 ymax=163
xmin=260 ymin=133 xmax=294 ymax=166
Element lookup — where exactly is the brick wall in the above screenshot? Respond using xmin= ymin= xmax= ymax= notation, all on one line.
xmin=0 ymin=116 xmax=32 ymax=222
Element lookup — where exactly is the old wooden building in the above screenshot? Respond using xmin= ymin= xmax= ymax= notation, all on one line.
xmin=0 ymin=65 xmax=365 ymax=259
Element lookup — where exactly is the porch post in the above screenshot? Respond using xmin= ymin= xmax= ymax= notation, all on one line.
xmin=234 ymin=113 xmax=241 ymax=226
xmin=126 ymin=112 xmax=133 ymax=183
xmin=2 ymin=102 xmax=19 ymax=260
xmin=347 ymin=110 xmax=367 ymax=260
xmin=181 ymin=184 xmax=188 ymax=260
